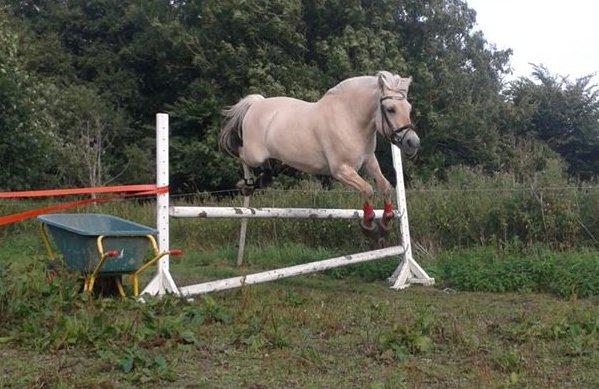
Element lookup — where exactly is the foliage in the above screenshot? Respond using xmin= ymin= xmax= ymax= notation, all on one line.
xmin=3 ymin=0 xmax=595 ymax=191
xmin=2 ymin=169 xmax=597 ymax=250
xmin=376 ymin=307 xmax=435 ymax=361
xmin=431 ymin=245 xmax=599 ymax=297
xmin=48 ymin=84 xmax=129 ymax=187
xmin=508 ymin=65 xmax=599 ymax=180
xmin=0 ymin=10 xmax=58 ymax=190
xmin=0 ymin=232 xmax=598 ymax=385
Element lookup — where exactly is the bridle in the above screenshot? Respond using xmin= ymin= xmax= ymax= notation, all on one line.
xmin=380 ymin=93 xmax=416 ymax=146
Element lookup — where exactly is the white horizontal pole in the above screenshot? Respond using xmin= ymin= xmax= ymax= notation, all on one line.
xmin=171 ymin=206 xmax=400 ymax=219
xmin=178 ymin=245 xmax=404 ymax=296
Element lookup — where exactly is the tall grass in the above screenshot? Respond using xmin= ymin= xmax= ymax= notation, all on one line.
xmin=2 ymin=167 xmax=597 ymax=252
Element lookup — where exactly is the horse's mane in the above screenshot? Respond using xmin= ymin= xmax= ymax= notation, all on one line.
xmin=325 ymin=75 xmax=374 ymax=95
xmin=325 ymin=71 xmax=411 ymax=96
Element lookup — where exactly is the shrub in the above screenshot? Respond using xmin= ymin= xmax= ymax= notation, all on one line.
xmin=432 ymin=245 xmax=599 ymax=298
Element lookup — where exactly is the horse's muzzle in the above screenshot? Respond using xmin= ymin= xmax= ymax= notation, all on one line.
xmin=391 ymin=124 xmax=419 ymax=154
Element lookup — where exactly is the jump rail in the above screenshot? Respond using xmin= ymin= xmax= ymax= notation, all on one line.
xmin=171 ymin=206 xmax=401 ymax=219
xmin=142 ymin=113 xmax=434 ymax=298
xmin=179 ymin=246 xmax=405 ymax=296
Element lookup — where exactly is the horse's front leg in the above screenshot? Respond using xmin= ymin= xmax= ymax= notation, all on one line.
xmin=364 ymin=155 xmax=394 ymax=232
xmin=331 ymin=164 xmax=381 ymax=240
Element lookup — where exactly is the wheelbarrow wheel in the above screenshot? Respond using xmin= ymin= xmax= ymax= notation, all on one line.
xmin=93 ymin=275 xmax=123 ymax=297
xmin=45 ymin=259 xmax=64 ymax=283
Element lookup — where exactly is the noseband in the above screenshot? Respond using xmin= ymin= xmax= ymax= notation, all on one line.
xmin=380 ymin=94 xmax=415 ymax=145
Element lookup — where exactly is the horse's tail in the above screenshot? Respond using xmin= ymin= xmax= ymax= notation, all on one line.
xmin=219 ymin=94 xmax=265 ymax=158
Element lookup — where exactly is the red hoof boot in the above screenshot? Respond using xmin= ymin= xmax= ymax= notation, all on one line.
xmin=360 ymin=201 xmax=384 ymax=245
xmin=379 ymin=201 xmax=394 ymax=232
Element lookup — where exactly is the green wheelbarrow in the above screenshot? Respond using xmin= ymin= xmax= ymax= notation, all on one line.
xmin=38 ymin=213 xmax=181 ymax=297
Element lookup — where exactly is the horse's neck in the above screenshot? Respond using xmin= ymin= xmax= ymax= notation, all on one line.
xmin=322 ymin=77 xmax=380 ymax=135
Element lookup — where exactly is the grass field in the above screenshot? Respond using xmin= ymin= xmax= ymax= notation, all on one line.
xmin=0 ymin=232 xmax=597 ymax=387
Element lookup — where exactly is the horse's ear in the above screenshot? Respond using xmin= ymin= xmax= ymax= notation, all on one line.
xmin=398 ymin=76 xmax=412 ymax=93
xmin=378 ymin=72 xmax=391 ymax=91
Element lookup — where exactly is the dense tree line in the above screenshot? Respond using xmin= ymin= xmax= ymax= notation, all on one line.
xmin=1 ymin=0 xmax=597 ymax=192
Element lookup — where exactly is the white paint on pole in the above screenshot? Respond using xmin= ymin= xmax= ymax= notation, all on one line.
xmin=141 ymin=113 xmax=179 ymax=296
xmin=392 ymin=144 xmax=413 ymax=263
xmin=236 ymin=196 xmax=250 ymax=266
xmin=388 ymin=144 xmax=434 ymax=289
xmin=171 ymin=206 xmax=400 ymax=219
xmin=156 ymin=113 xmax=170 ymax=274
xmin=179 ymin=246 xmax=404 ymax=296
xmin=236 ymin=163 xmax=252 ymax=266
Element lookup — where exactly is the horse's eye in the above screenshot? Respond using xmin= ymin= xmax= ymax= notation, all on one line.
xmin=386 ymin=107 xmax=395 ymax=113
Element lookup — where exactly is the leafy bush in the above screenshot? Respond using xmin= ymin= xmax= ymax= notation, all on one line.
xmin=431 ymin=245 xmax=599 ymax=298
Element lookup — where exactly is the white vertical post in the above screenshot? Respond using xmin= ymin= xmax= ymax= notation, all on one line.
xmin=392 ymin=144 xmax=413 ymax=263
xmin=141 ymin=113 xmax=179 ymax=296
xmin=388 ymin=144 xmax=434 ymax=289
xmin=156 ymin=113 xmax=170 ymax=275
xmin=236 ymin=163 xmax=252 ymax=266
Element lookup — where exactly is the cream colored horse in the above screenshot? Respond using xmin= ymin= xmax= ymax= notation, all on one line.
xmin=219 ymin=71 xmax=419 ymax=239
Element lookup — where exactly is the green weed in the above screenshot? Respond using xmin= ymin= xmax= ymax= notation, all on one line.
xmin=432 ymin=245 xmax=599 ymax=297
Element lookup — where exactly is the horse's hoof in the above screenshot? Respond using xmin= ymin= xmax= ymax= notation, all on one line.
xmin=240 ymin=186 xmax=254 ymax=197
xmin=360 ymin=220 xmax=381 ymax=242
xmin=377 ymin=218 xmax=393 ymax=234
xmin=236 ymin=179 xmax=255 ymax=196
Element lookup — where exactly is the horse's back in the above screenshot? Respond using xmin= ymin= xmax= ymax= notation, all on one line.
xmin=244 ymin=96 xmax=316 ymax=137
xmin=247 ymin=96 xmax=315 ymax=120
xmin=242 ymin=96 xmax=329 ymax=172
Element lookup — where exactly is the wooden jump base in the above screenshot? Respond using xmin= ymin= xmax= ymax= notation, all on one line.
xmin=141 ymin=113 xmax=434 ymax=298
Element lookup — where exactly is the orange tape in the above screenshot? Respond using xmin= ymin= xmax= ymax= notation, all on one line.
xmin=0 ymin=185 xmax=169 ymax=226
xmin=0 ymin=184 xmax=159 ymax=198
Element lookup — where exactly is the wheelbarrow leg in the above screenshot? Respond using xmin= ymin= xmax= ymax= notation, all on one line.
xmin=39 ymin=224 xmax=56 ymax=260
xmin=115 ymin=277 xmax=126 ymax=297
xmin=131 ymin=273 xmax=140 ymax=297
xmin=84 ymin=236 xmax=120 ymax=296
xmin=129 ymin=235 xmax=182 ymax=297
xmin=86 ymin=274 xmax=99 ymax=293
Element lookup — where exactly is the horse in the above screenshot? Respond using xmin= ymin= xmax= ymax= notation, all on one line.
xmin=219 ymin=71 xmax=420 ymax=242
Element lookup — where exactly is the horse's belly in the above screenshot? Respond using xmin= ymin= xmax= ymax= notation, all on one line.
xmin=270 ymin=148 xmax=331 ymax=175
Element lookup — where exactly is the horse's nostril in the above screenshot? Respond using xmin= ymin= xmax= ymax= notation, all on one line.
xmin=407 ymin=138 xmax=420 ymax=149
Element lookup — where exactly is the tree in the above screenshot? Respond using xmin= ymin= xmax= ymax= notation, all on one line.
xmin=509 ymin=65 xmax=599 ymax=179
xmin=0 ymin=10 xmax=58 ymax=190
xmin=170 ymin=0 xmax=517 ymax=188
xmin=7 ymin=0 xmax=590 ymax=191
xmin=48 ymin=85 xmax=127 ymax=188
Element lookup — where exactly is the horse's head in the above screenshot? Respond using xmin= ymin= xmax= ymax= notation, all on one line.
xmin=376 ymin=71 xmax=420 ymax=155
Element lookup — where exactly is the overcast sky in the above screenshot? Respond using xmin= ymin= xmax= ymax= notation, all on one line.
xmin=466 ymin=0 xmax=599 ymax=81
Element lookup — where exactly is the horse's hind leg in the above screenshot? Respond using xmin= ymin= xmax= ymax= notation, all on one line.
xmin=236 ymin=160 xmax=275 ymax=196
xmin=255 ymin=159 xmax=274 ymax=189
xmin=237 ymin=143 xmax=272 ymax=195
xmin=236 ymin=162 xmax=256 ymax=196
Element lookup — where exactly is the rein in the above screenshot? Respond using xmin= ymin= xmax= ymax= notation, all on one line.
xmin=380 ymin=94 xmax=415 ymax=145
